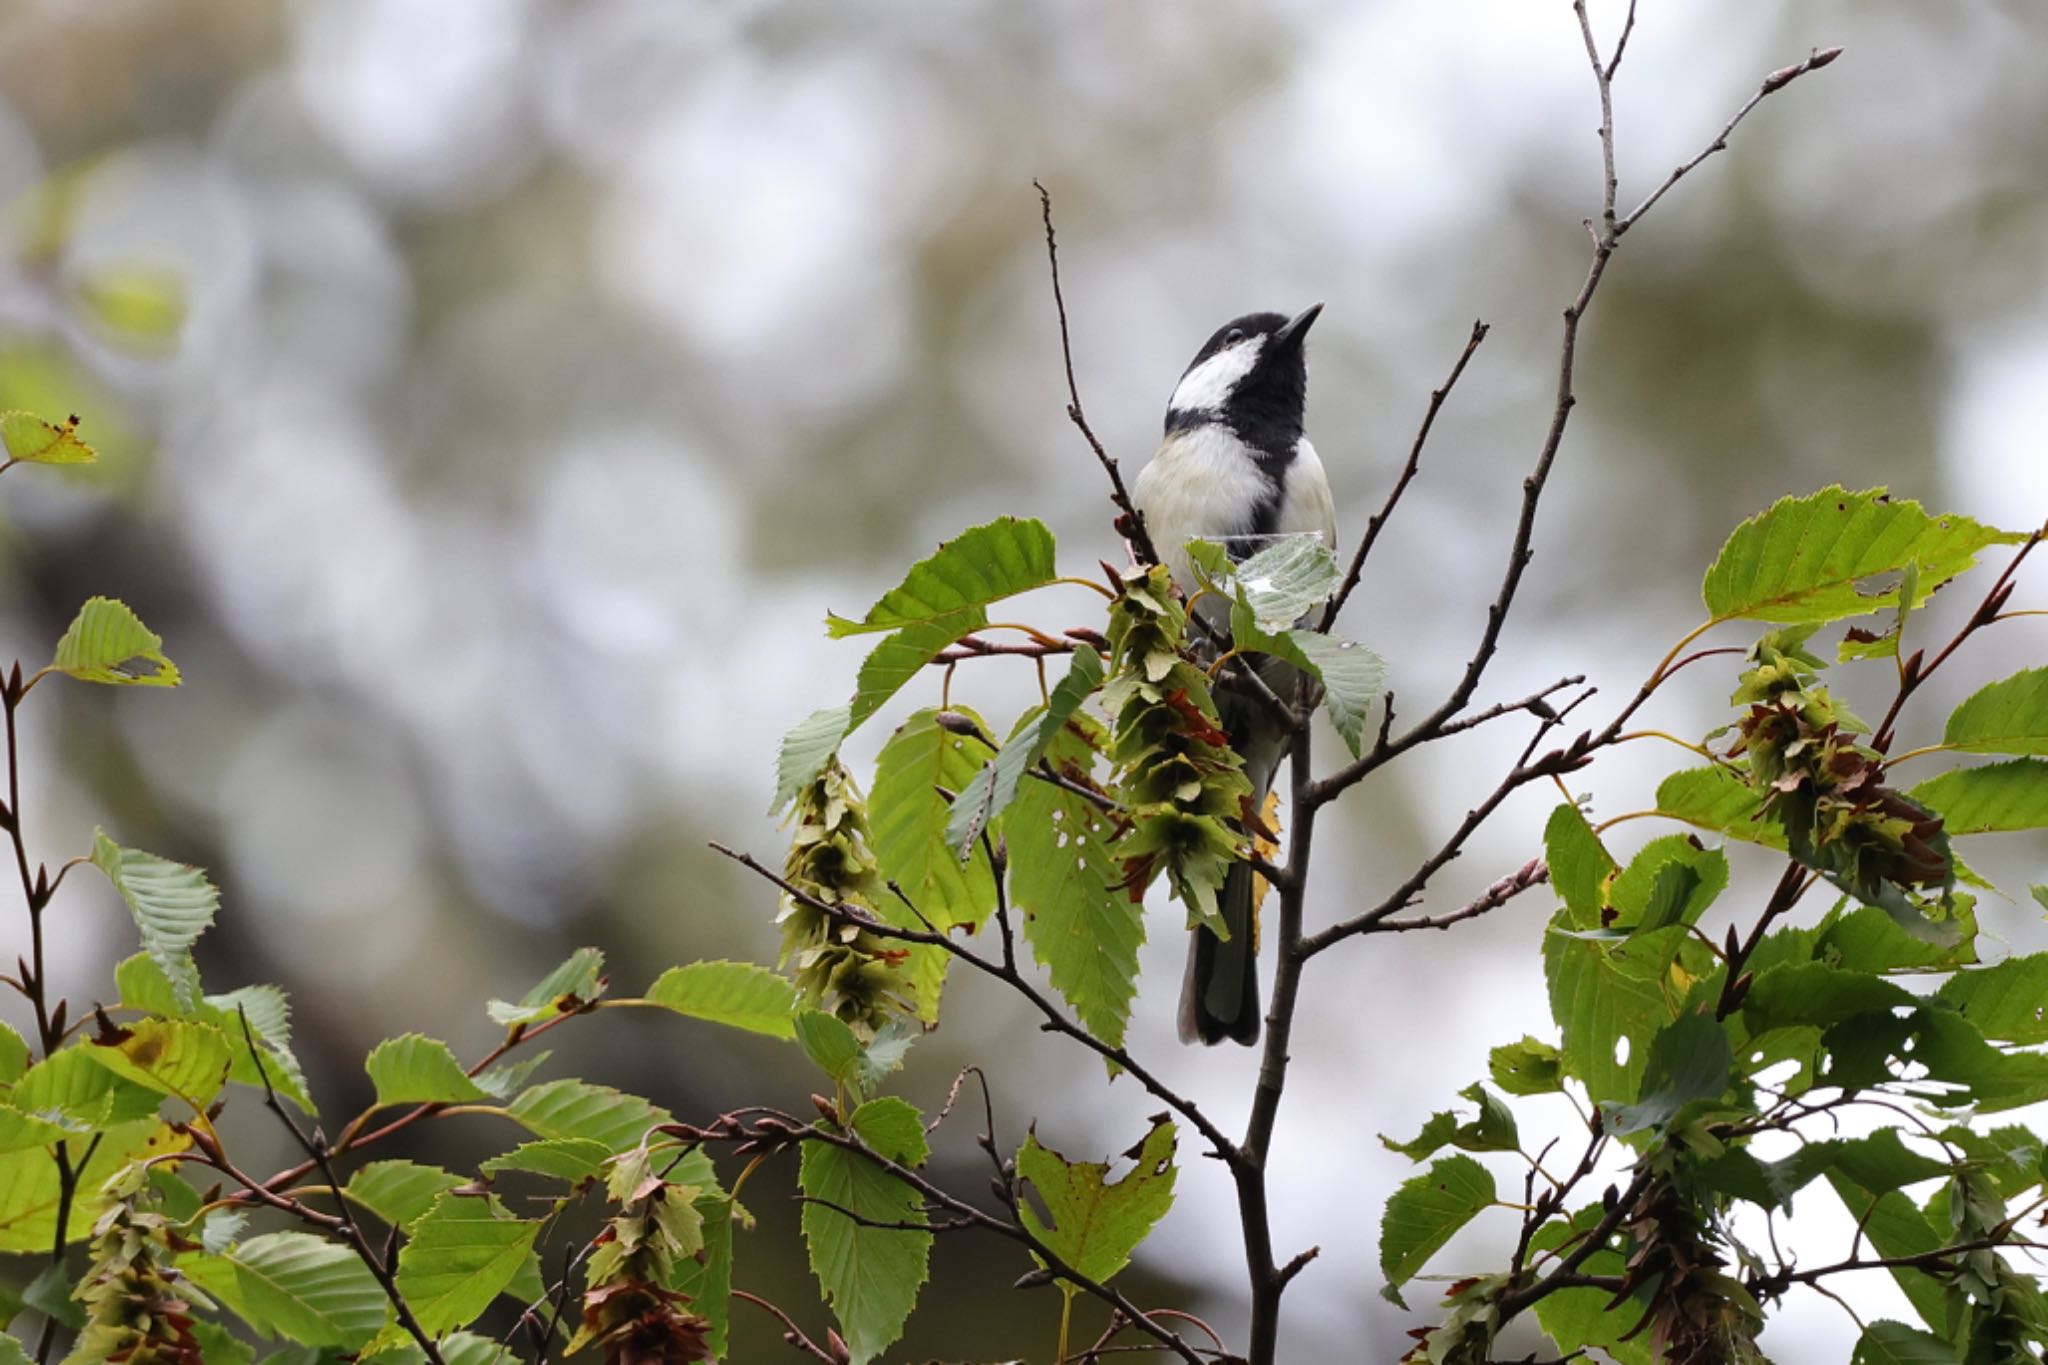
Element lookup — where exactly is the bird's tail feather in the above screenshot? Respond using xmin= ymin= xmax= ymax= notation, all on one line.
xmin=1178 ymin=861 xmax=1260 ymax=1046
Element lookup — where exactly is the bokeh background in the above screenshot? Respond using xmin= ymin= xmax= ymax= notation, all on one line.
xmin=1 ymin=0 xmax=2045 ymax=1359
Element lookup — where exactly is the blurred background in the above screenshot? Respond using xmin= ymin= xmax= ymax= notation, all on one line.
xmin=1 ymin=0 xmax=2046 ymax=1359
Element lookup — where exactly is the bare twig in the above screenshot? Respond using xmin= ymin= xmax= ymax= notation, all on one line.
xmin=1369 ymin=857 xmax=1550 ymax=934
xmin=734 ymin=1289 xmax=838 ymax=1363
xmin=1035 ymin=181 xmax=1158 ymax=567
xmin=1320 ymin=320 xmax=1490 ymax=631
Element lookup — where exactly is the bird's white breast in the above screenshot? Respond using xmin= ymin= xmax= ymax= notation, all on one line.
xmin=1133 ymin=428 xmax=1336 ymax=598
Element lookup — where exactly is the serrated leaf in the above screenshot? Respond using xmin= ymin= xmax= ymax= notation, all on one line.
xmin=0 ymin=1103 xmax=72 ymax=1154
xmin=0 ymin=1120 xmax=177 ymax=1252
xmin=393 ymin=1194 xmax=540 ymax=1336
xmin=49 ymin=597 xmax=178 ymax=686
xmin=827 ymin=517 xmax=1057 ymax=636
xmin=1934 ymin=953 xmax=2048 ymax=1043
xmin=770 ymin=704 xmax=852 ymax=817
xmin=505 ymin=1080 xmax=671 ymax=1154
xmin=0 ymin=410 xmax=95 ymax=465
xmin=671 ymin=1192 xmax=733 ymax=1358
xmin=800 ymin=1097 xmax=931 ymax=1365
xmin=1605 ymin=1013 xmax=1732 ymax=1137
xmin=1381 ymin=1084 xmax=1519 ymax=1161
xmin=1544 ymin=804 xmax=1616 ymax=928
xmin=871 ymin=708 xmax=998 ymax=931
xmin=91 ymin=831 xmax=215 ymax=1009
xmin=486 ymin=947 xmax=605 ymax=1027
xmin=1943 ymin=667 xmax=2048 ymax=757
xmin=848 ymin=609 xmax=985 ymax=732
xmin=1701 ymin=487 xmax=2023 ymax=625
xmin=364 ymin=1035 xmax=489 ymax=1107
xmin=644 ymin=960 xmax=797 ymax=1039
xmin=1282 ymin=631 xmax=1385 ymax=758
xmin=793 ymin=1011 xmax=865 ymax=1092
xmin=1908 ymin=1006 xmax=2048 ymax=1112
xmin=1200 ymin=534 xmax=1339 ymax=627
xmin=1378 ymin=1154 xmax=1495 ymax=1300
xmin=344 ymin=1161 xmax=464 ymax=1228
xmin=1543 ymin=911 xmax=1676 ymax=1104
xmin=1017 ymin=1116 xmax=1176 ymax=1286
xmin=945 ymin=647 xmax=1104 ymax=854
xmin=1909 ymin=758 xmax=2048 ymax=834
xmin=194 ymin=1231 xmax=387 ymax=1349
xmin=1489 ymin=1037 xmax=1564 ymax=1096
xmin=1653 ymin=767 xmax=1780 ymax=848
xmin=478 ymin=1138 xmax=612 ymax=1185
xmin=11 ymin=1049 xmax=162 ymax=1128
xmin=1852 ymin=1321 xmax=1961 ymax=1365
xmin=1609 ymin=836 xmax=1726 ymax=937
xmin=1819 ymin=902 xmax=1979 ymax=975
xmin=1011 ymin=726 xmax=1141 ymax=1051
xmin=83 ymin=1017 xmax=232 ymax=1111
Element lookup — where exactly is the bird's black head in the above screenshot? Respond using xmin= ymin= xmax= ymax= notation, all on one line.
xmin=1164 ymin=303 xmax=1322 ymax=449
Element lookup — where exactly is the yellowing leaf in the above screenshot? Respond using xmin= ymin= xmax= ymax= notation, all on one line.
xmin=0 ymin=410 xmax=95 ymax=465
xmin=50 ymin=598 xmax=178 ymax=686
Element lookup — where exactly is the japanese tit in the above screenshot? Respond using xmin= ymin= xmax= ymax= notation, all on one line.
xmin=1132 ymin=304 xmax=1335 ymax=1046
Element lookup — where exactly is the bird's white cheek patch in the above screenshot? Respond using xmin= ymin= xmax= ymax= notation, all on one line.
xmin=1168 ymin=338 xmax=1264 ymax=416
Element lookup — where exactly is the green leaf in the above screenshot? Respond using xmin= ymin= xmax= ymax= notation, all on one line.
xmin=1544 ymin=804 xmax=1616 ymax=928
xmin=827 ymin=517 xmax=1057 ymax=636
xmin=486 ymin=947 xmax=605 ymax=1027
xmin=1701 ymin=486 xmax=2023 ymax=625
xmin=1529 ymin=1204 xmax=1656 ymax=1365
xmin=1011 ymin=722 xmax=1140 ymax=1051
xmin=1852 ymin=1321 xmax=1961 ymax=1365
xmin=1543 ymin=911 xmax=1676 ymax=1104
xmin=11 ymin=1049 xmax=161 ymax=1128
xmin=1943 ymin=667 xmax=2048 ymax=757
xmin=1609 ymin=836 xmax=1727 ymax=935
xmin=1908 ymin=1006 xmax=2048 ymax=1112
xmin=770 ymin=704 xmax=852 ymax=817
xmin=800 ymin=1097 xmax=932 ymax=1365
xmin=393 ymin=1194 xmax=541 ymax=1336
xmin=90 ymin=831 xmax=216 ymax=1010
xmin=945 ymin=647 xmax=1103 ymax=854
xmin=505 ymin=1080 xmax=671 ymax=1154
xmin=671 ymin=1192 xmax=734 ymax=1358
xmin=1935 ymin=954 xmax=2048 ymax=1044
xmin=1605 ymin=1013 xmax=1732 ymax=1136
xmin=1381 ymin=1084 xmax=1519 ymax=1161
xmin=1742 ymin=964 xmax=1915 ymax=1033
xmin=848 ymin=609 xmax=985 ymax=732
xmin=1016 ymin=1116 xmax=1176 ymax=1286
xmin=478 ymin=1138 xmax=611 ymax=1186
xmin=1201 ymin=534 xmax=1339 ymax=626
xmin=0 ymin=410 xmax=95 ymax=465
xmin=1281 ymin=630 xmax=1386 ymax=758
xmin=344 ymin=1161 xmax=464 ymax=1228
xmin=644 ymin=961 xmax=797 ymax=1040
xmin=190 ymin=1231 xmax=388 ymax=1349
xmin=793 ymin=1011 xmax=865 ymax=1092
xmin=363 ymin=1035 xmax=490 ymax=1107
xmin=49 ymin=597 xmax=179 ymax=686
xmin=0 ymin=1119 xmax=168 ymax=1252
xmin=1909 ymin=758 xmax=2048 ymax=834
xmin=1489 ymin=1037 xmax=1564 ymax=1096
xmin=83 ymin=1017 xmax=232 ymax=1111
xmin=1378 ymin=1155 xmax=1495 ymax=1302
xmin=0 ymin=1103 xmax=72 ymax=1154
xmin=1819 ymin=902 xmax=1978 ymax=974
xmin=0 ymin=1022 xmax=28 ymax=1086
xmin=1653 ymin=767 xmax=1779 ymax=848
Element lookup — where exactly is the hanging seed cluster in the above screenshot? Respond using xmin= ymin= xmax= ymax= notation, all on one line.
xmin=1727 ymin=626 xmax=1951 ymax=910
xmin=569 ymin=1149 xmax=716 ymax=1363
xmin=67 ymin=1170 xmax=206 ymax=1365
xmin=1102 ymin=564 xmax=1251 ymax=933
xmin=777 ymin=758 xmax=911 ymax=1037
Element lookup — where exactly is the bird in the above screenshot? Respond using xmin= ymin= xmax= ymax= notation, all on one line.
xmin=1133 ymin=304 xmax=1336 ymax=1046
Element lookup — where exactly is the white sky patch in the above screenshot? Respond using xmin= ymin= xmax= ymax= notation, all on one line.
xmin=1169 ymin=334 xmax=1263 ymax=415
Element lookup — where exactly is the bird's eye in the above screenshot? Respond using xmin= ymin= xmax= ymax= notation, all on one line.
xmin=1224 ymin=327 xmax=1246 ymax=346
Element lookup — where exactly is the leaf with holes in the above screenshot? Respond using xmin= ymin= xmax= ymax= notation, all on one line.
xmin=50 ymin=597 xmax=179 ymax=686
xmin=945 ymin=647 xmax=1104 ymax=855
xmin=1701 ymin=487 xmax=2023 ymax=625
xmin=1017 ymin=1115 xmax=1177 ymax=1286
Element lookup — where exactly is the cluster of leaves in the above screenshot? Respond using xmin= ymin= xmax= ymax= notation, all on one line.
xmin=1377 ymin=487 xmax=2048 ymax=1364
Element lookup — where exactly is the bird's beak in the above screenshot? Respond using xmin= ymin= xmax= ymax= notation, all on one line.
xmin=1274 ymin=302 xmax=1324 ymax=350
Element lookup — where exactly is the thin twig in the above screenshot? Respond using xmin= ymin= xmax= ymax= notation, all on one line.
xmin=1035 ymin=180 xmax=1157 ymax=567
xmin=734 ymin=1289 xmax=838 ymax=1363
xmin=1320 ymin=320 xmax=1490 ymax=631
